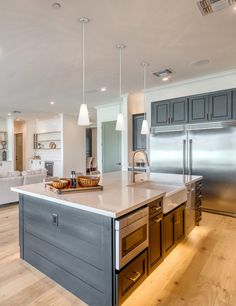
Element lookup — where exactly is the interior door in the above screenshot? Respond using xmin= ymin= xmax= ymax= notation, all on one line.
xmin=150 ymin=131 xmax=187 ymax=174
xmin=102 ymin=121 xmax=121 ymax=173
xmin=15 ymin=133 xmax=23 ymax=171
xmin=189 ymin=127 xmax=236 ymax=215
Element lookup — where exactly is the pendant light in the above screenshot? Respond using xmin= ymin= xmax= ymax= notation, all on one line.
xmin=141 ymin=62 xmax=150 ymax=135
xmin=78 ymin=17 xmax=90 ymax=126
xmin=115 ymin=44 xmax=126 ymax=131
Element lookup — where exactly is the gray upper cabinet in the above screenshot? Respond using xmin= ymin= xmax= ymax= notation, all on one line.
xmin=189 ymin=94 xmax=209 ymax=123
xmin=151 ymin=88 xmax=235 ymax=127
xmin=209 ymin=90 xmax=232 ymax=121
xmin=151 ymin=98 xmax=188 ymax=126
xmin=170 ymin=97 xmax=188 ymax=125
xmin=151 ymin=101 xmax=170 ymax=126
xmin=233 ymin=90 xmax=236 ymax=119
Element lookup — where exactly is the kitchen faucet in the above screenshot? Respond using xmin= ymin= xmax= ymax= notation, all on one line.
xmin=131 ymin=150 xmax=150 ymax=183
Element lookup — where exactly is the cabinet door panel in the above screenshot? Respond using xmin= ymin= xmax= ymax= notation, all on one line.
xmin=174 ymin=206 xmax=185 ymax=242
xmin=151 ymin=101 xmax=169 ymax=126
xmin=189 ymin=95 xmax=209 ymax=123
xmin=170 ymin=98 xmax=188 ymax=124
xmin=232 ymin=90 xmax=236 ymax=119
xmin=164 ymin=212 xmax=175 ymax=253
xmin=149 ymin=214 xmax=163 ymax=270
xmin=209 ymin=90 xmax=232 ymax=121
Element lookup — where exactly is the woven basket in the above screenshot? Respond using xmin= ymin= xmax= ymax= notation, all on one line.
xmin=77 ymin=176 xmax=100 ymax=188
xmin=52 ymin=180 xmax=68 ymax=189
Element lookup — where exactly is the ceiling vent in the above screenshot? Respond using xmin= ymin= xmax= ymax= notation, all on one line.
xmin=12 ymin=110 xmax=21 ymax=114
xmin=197 ymin=0 xmax=236 ymax=16
xmin=153 ymin=69 xmax=174 ymax=79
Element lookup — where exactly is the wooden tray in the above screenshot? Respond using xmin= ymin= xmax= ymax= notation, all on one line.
xmin=45 ymin=183 xmax=103 ymax=194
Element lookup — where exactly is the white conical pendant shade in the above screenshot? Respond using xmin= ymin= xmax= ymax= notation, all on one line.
xmin=116 ymin=113 xmax=125 ymax=131
xmin=78 ymin=103 xmax=90 ymax=126
xmin=141 ymin=119 xmax=149 ymax=135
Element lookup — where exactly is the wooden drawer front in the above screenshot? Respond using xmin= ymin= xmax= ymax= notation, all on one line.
xmin=164 ymin=212 xmax=175 ymax=253
xmin=149 ymin=199 xmax=163 ymax=216
xmin=174 ymin=206 xmax=185 ymax=242
xmin=23 ymin=196 xmax=110 ymax=268
xmin=116 ymin=250 xmax=148 ymax=305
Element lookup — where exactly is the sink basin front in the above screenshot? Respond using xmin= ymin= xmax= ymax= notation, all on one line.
xmin=127 ymin=181 xmax=187 ymax=214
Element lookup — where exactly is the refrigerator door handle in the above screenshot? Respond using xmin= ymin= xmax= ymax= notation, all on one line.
xmin=189 ymin=139 xmax=193 ymax=175
xmin=183 ymin=139 xmax=187 ymax=175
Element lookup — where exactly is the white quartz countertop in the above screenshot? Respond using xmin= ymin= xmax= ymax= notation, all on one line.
xmin=12 ymin=171 xmax=202 ymax=218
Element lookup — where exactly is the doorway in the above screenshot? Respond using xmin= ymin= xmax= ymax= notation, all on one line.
xmin=15 ymin=133 xmax=23 ymax=171
xmin=102 ymin=121 xmax=121 ymax=173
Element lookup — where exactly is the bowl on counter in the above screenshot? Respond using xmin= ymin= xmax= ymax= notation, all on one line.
xmin=77 ymin=176 xmax=100 ymax=187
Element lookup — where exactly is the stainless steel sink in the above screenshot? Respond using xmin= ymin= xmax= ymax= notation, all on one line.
xmin=127 ymin=181 xmax=187 ymax=214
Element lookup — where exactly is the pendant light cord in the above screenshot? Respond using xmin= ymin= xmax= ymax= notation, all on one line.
xmin=119 ymin=47 xmax=122 ymax=112
xmin=143 ymin=64 xmax=146 ymax=120
xmin=82 ymin=21 xmax=85 ymax=105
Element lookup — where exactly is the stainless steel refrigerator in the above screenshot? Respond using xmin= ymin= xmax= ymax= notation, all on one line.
xmin=150 ymin=122 xmax=236 ymax=217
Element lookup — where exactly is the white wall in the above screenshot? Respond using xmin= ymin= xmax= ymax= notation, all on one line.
xmin=0 ymin=118 xmax=6 ymax=131
xmin=96 ymin=97 xmax=128 ymax=172
xmin=35 ymin=115 xmax=63 ymax=176
xmin=62 ymin=114 xmax=86 ymax=177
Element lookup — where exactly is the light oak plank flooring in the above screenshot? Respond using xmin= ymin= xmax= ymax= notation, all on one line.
xmin=0 ymin=204 xmax=236 ymax=306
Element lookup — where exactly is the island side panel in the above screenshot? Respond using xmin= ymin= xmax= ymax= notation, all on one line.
xmin=19 ymin=195 xmax=114 ymax=306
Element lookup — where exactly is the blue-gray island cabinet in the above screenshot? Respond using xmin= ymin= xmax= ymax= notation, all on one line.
xmin=19 ymin=194 xmax=115 ymax=306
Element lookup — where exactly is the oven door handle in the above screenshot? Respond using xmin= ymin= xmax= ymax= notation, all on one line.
xmin=128 ymin=271 xmax=142 ymax=283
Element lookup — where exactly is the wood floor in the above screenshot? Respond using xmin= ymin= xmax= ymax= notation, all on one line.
xmin=0 ymin=205 xmax=236 ymax=306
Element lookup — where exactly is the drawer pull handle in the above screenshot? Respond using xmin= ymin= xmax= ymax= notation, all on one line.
xmin=128 ymin=271 xmax=142 ymax=283
xmin=152 ymin=206 xmax=160 ymax=211
xmin=153 ymin=217 xmax=162 ymax=223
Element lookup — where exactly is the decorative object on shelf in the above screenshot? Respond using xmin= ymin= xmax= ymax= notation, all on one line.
xmin=2 ymin=150 xmax=7 ymax=161
xmin=77 ymin=175 xmax=100 ymax=187
xmin=141 ymin=62 xmax=150 ymax=135
xmin=49 ymin=142 xmax=57 ymax=149
xmin=115 ymin=44 xmax=126 ymax=131
xmin=78 ymin=17 xmax=90 ymax=126
xmin=1 ymin=141 xmax=7 ymax=149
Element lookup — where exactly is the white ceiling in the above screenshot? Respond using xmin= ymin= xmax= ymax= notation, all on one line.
xmin=0 ymin=0 xmax=235 ymax=119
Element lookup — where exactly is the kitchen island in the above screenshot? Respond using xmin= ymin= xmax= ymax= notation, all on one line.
xmin=12 ymin=171 xmax=202 ymax=306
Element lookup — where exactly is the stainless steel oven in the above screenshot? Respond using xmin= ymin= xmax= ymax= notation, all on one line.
xmin=115 ymin=207 xmax=148 ymax=270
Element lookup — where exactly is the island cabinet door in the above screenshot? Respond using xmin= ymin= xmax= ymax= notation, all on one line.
xmin=20 ymin=195 xmax=114 ymax=306
xmin=163 ymin=211 xmax=175 ymax=255
xmin=148 ymin=213 xmax=163 ymax=273
xmin=174 ymin=205 xmax=185 ymax=243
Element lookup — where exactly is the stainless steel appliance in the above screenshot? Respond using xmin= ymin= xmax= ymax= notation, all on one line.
xmin=150 ymin=122 xmax=236 ymax=217
xmin=115 ymin=207 xmax=148 ymax=270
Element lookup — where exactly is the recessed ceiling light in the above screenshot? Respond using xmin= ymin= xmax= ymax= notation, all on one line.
xmin=8 ymin=112 xmax=11 ymax=116
xmin=52 ymin=2 xmax=61 ymax=9
xmin=233 ymin=5 xmax=236 ymax=11
xmin=162 ymin=77 xmax=169 ymax=82
xmin=50 ymin=101 xmax=55 ymax=105
xmin=15 ymin=118 xmax=21 ymax=122
xmin=100 ymin=87 xmax=107 ymax=92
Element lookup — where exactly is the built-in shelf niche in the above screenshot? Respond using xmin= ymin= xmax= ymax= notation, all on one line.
xmin=34 ymin=131 xmax=61 ymax=150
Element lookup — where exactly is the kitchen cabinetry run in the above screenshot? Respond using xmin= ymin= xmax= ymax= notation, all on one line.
xmin=151 ymin=98 xmax=188 ymax=126
xmin=163 ymin=204 xmax=185 ymax=255
xmin=152 ymin=88 xmax=235 ymax=127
